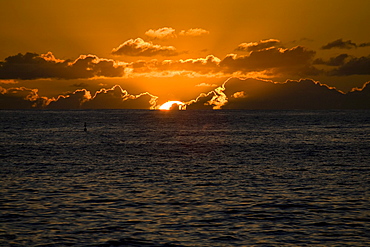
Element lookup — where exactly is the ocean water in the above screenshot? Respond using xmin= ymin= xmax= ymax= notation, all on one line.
xmin=0 ymin=110 xmax=369 ymax=246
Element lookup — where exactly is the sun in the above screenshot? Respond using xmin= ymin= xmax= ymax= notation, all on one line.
xmin=159 ymin=101 xmax=185 ymax=110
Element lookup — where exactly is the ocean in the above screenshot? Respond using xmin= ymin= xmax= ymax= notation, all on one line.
xmin=1 ymin=110 xmax=369 ymax=246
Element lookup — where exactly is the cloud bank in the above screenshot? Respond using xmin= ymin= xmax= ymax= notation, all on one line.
xmin=1 ymin=78 xmax=369 ymax=110
xmin=186 ymin=78 xmax=370 ymax=110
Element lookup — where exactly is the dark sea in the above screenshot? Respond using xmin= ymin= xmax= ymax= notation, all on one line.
xmin=1 ymin=110 xmax=369 ymax=246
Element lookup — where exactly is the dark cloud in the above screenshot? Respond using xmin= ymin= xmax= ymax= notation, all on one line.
xmin=0 ymin=52 xmax=124 ymax=80
xmin=291 ymin=38 xmax=314 ymax=44
xmin=344 ymin=82 xmax=370 ymax=109
xmin=47 ymin=89 xmax=91 ymax=109
xmin=235 ymin=39 xmax=281 ymax=52
xmin=112 ymin=38 xmax=179 ymax=57
xmin=359 ymin=42 xmax=370 ymax=48
xmin=321 ymin=39 xmax=357 ymax=49
xmin=1 ymin=79 xmax=370 ymax=110
xmin=332 ymin=55 xmax=370 ymax=75
xmin=49 ymin=85 xmax=158 ymax=109
xmin=185 ymin=92 xmax=217 ymax=110
xmin=222 ymin=78 xmax=344 ymax=109
xmin=82 ymin=85 xmax=156 ymax=109
xmin=313 ymin=54 xmax=349 ymax=66
xmin=220 ymin=46 xmax=316 ymax=75
xmin=0 ymin=86 xmax=47 ymax=109
xmin=186 ymin=78 xmax=370 ymax=110
xmin=0 ymin=84 xmax=158 ymax=109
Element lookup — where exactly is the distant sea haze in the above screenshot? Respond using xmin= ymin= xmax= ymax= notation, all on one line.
xmin=1 ymin=110 xmax=369 ymax=246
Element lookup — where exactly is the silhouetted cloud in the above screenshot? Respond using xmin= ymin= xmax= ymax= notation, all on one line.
xmin=220 ymin=46 xmax=316 ymax=75
xmin=112 ymin=38 xmax=179 ymax=56
xmin=0 ymin=52 xmax=124 ymax=80
xmin=185 ymin=91 xmax=217 ymax=110
xmin=184 ymin=77 xmax=370 ymax=110
xmin=321 ymin=39 xmax=368 ymax=49
xmin=48 ymin=85 xmax=158 ymax=109
xmin=359 ymin=42 xmax=370 ymax=47
xmin=47 ymin=89 xmax=91 ymax=109
xmin=0 ymin=43 xmax=320 ymax=81
xmin=83 ymin=85 xmax=157 ymax=109
xmin=145 ymin=27 xmax=177 ymax=39
xmin=313 ymin=54 xmax=349 ymax=66
xmin=222 ymin=78 xmax=345 ymax=109
xmin=332 ymin=55 xmax=370 ymax=75
xmin=235 ymin=39 xmax=281 ymax=52
xmin=1 ymin=79 xmax=369 ymax=109
xmin=0 ymin=86 xmax=47 ymax=109
xmin=344 ymin=82 xmax=370 ymax=109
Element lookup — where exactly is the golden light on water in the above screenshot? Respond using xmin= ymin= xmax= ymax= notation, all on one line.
xmin=159 ymin=101 xmax=185 ymax=110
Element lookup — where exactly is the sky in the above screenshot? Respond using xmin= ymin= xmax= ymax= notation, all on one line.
xmin=1 ymin=0 xmax=370 ymax=109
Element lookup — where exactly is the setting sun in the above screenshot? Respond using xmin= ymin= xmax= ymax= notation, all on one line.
xmin=159 ymin=101 xmax=185 ymax=110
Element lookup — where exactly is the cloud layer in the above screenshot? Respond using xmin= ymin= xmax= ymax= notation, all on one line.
xmin=0 ymin=35 xmax=370 ymax=109
xmin=1 ymin=42 xmax=369 ymax=82
xmin=0 ymin=52 xmax=124 ymax=80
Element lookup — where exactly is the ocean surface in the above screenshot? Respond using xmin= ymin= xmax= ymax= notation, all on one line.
xmin=1 ymin=110 xmax=369 ymax=246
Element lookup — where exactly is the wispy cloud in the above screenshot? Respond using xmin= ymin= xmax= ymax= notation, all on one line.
xmin=112 ymin=38 xmax=179 ymax=56
xmin=144 ymin=27 xmax=210 ymax=40
xmin=235 ymin=39 xmax=281 ymax=52
xmin=321 ymin=39 xmax=370 ymax=49
xmin=179 ymin=28 xmax=210 ymax=37
xmin=145 ymin=27 xmax=177 ymax=39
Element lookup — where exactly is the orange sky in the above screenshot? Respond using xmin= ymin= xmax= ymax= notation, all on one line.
xmin=1 ymin=0 xmax=370 ymax=109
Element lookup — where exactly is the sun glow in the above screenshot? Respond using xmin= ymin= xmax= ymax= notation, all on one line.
xmin=159 ymin=101 xmax=185 ymax=110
